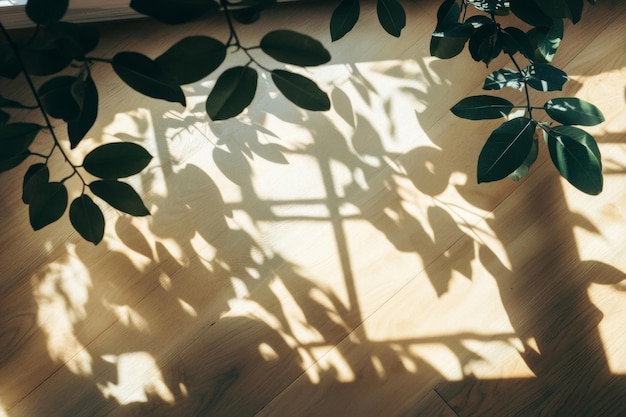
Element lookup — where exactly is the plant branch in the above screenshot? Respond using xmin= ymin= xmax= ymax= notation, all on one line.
xmin=0 ymin=22 xmax=87 ymax=186
xmin=507 ymin=52 xmax=532 ymax=118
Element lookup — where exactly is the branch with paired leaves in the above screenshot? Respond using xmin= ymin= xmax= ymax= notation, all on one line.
xmin=430 ymin=0 xmax=604 ymax=194
xmin=0 ymin=0 xmax=333 ymax=244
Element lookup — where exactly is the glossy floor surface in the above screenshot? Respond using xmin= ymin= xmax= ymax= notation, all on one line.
xmin=1 ymin=1 xmax=625 ymax=416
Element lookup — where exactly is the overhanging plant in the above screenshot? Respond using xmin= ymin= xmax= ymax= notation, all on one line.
xmin=0 ymin=0 xmax=606 ymax=245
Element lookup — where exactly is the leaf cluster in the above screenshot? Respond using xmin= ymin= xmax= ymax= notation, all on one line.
xmin=431 ymin=0 xmax=605 ymax=194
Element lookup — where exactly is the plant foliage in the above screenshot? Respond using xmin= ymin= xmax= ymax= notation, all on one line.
xmin=0 ymin=0 xmax=606 ymax=245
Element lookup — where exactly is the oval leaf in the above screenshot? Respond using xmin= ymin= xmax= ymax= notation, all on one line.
xmin=451 ymin=95 xmax=514 ymax=120
xmin=261 ymin=30 xmax=331 ymax=67
xmin=377 ymin=0 xmax=406 ymax=37
xmin=20 ymin=44 xmax=73 ymax=76
xmin=130 ymin=0 xmax=219 ymax=24
xmin=113 ymin=52 xmax=186 ymax=105
xmin=526 ymin=64 xmax=568 ymax=91
xmin=68 ymin=74 xmax=99 ymax=148
xmin=90 ymin=180 xmax=150 ymax=216
xmin=38 ymin=76 xmax=81 ymax=121
xmin=271 ymin=69 xmax=330 ymax=111
xmin=29 ymin=182 xmax=68 ymax=231
xmin=435 ymin=0 xmax=461 ymax=31
xmin=0 ymin=123 xmax=42 ymax=163
xmin=483 ymin=68 xmax=523 ymax=90
xmin=477 ymin=118 xmax=535 ymax=183
xmin=70 ymin=195 xmax=105 ymax=244
xmin=547 ymin=125 xmax=602 ymax=194
xmin=331 ymin=0 xmax=360 ymax=41
xmin=430 ymin=34 xmax=467 ymax=59
xmin=510 ymin=0 xmax=553 ymax=27
xmin=206 ymin=66 xmax=257 ymax=120
xmin=45 ymin=22 xmax=100 ymax=58
xmin=508 ymin=137 xmax=538 ymax=181
xmin=25 ymin=0 xmax=68 ymax=25
xmin=83 ymin=142 xmax=153 ymax=179
xmin=22 ymin=163 xmax=49 ymax=204
xmin=545 ymin=97 xmax=605 ymax=126
xmin=156 ymin=36 xmax=226 ymax=85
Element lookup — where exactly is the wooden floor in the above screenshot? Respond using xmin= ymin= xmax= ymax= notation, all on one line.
xmin=1 ymin=1 xmax=625 ymax=416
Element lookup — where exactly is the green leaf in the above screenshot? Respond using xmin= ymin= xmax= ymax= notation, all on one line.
xmin=535 ymin=0 xmax=570 ymax=19
xmin=529 ymin=19 xmax=563 ymax=63
xmin=38 ymin=76 xmax=81 ymax=121
xmin=500 ymin=27 xmax=532 ymax=56
xmin=112 ymin=52 xmax=186 ymax=106
xmin=271 ymin=69 xmax=330 ymax=111
xmin=510 ymin=0 xmax=553 ymax=27
xmin=83 ymin=142 xmax=153 ymax=179
xmin=29 ymin=182 xmax=68 ymax=231
xmin=22 ymin=163 xmax=49 ymax=204
xmin=156 ymin=36 xmax=226 ymax=85
xmin=25 ymin=0 xmax=69 ymax=25
xmin=430 ymin=33 xmax=468 ymax=59
xmin=469 ymin=24 xmax=501 ymax=65
xmin=260 ymin=30 xmax=331 ymax=67
xmin=68 ymin=74 xmax=98 ymax=148
xmin=20 ymin=44 xmax=73 ymax=76
xmin=526 ymin=64 xmax=568 ymax=91
xmin=0 ymin=123 xmax=42 ymax=164
xmin=45 ymin=22 xmax=100 ymax=58
xmin=0 ymin=110 xmax=8 ymax=125
xmin=0 ymin=44 xmax=21 ymax=79
xmin=330 ymin=0 xmax=360 ymax=41
xmin=566 ymin=0 xmax=583 ymax=23
xmin=70 ymin=195 xmax=105 ymax=244
xmin=206 ymin=66 xmax=258 ymax=120
xmin=483 ymin=68 xmax=523 ymax=90
xmin=377 ymin=0 xmax=406 ymax=37
xmin=435 ymin=0 xmax=461 ymax=31
xmin=231 ymin=7 xmax=262 ymax=24
xmin=547 ymin=125 xmax=602 ymax=194
xmin=508 ymin=137 xmax=538 ymax=181
xmin=90 ymin=180 xmax=150 ymax=216
xmin=130 ymin=0 xmax=219 ymax=24
xmin=451 ymin=95 xmax=514 ymax=120
xmin=477 ymin=117 xmax=535 ymax=183
xmin=0 ymin=152 xmax=29 ymax=173
xmin=545 ymin=97 xmax=605 ymax=126
xmin=468 ymin=0 xmax=510 ymax=13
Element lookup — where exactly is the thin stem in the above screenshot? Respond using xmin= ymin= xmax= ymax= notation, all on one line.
xmin=220 ymin=0 xmax=269 ymax=71
xmin=0 ymin=22 xmax=88 ymax=186
xmin=507 ymin=52 xmax=533 ymax=118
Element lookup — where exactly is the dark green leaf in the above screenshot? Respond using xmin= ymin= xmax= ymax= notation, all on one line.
xmin=535 ymin=0 xmax=570 ymax=19
xmin=477 ymin=118 xmax=535 ymax=183
xmin=0 ymin=123 xmax=42 ymax=163
xmin=435 ymin=0 xmax=461 ymax=31
xmin=45 ymin=22 xmax=100 ymax=58
xmin=90 ymin=180 xmax=150 ymax=216
xmin=0 ymin=152 xmax=29 ymax=173
xmin=529 ymin=19 xmax=563 ymax=63
xmin=25 ymin=0 xmax=69 ymax=25
xmin=206 ymin=66 xmax=257 ymax=120
xmin=271 ymin=69 xmax=330 ymax=111
xmin=430 ymin=34 xmax=467 ymax=59
xmin=0 ymin=109 xmax=8 ymax=125
xmin=483 ymin=68 xmax=523 ymax=90
xmin=330 ymin=0 xmax=360 ymax=41
xmin=70 ymin=195 xmax=105 ymax=244
xmin=548 ymin=125 xmax=602 ymax=194
xmin=468 ymin=0 xmax=510 ymax=13
xmin=469 ymin=24 xmax=501 ymax=65
xmin=22 ymin=163 xmax=49 ymax=204
xmin=261 ymin=30 xmax=331 ymax=67
xmin=113 ymin=52 xmax=186 ymax=105
xmin=232 ymin=7 xmax=261 ymax=24
xmin=500 ymin=27 xmax=531 ymax=56
xmin=20 ymin=44 xmax=73 ymax=76
xmin=83 ymin=142 xmax=153 ymax=179
xmin=156 ymin=36 xmax=226 ymax=85
xmin=526 ymin=64 xmax=568 ymax=91
xmin=0 ymin=44 xmax=21 ymax=79
xmin=509 ymin=137 xmax=538 ymax=181
xmin=510 ymin=0 xmax=553 ymax=27
xmin=68 ymin=74 xmax=98 ymax=148
xmin=545 ymin=97 xmax=605 ymax=126
xmin=566 ymin=0 xmax=583 ymax=23
xmin=38 ymin=76 xmax=81 ymax=121
xmin=451 ymin=95 xmax=514 ymax=120
xmin=377 ymin=0 xmax=406 ymax=37
xmin=29 ymin=182 xmax=68 ymax=231
xmin=130 ymin=0 xmax=219 ymax=24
